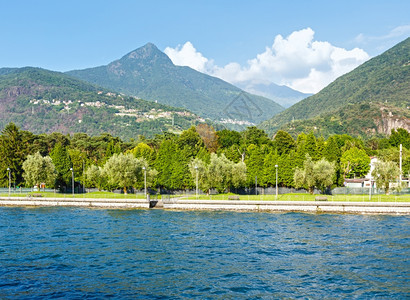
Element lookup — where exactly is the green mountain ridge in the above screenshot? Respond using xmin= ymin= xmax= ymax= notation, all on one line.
xmin=259 ymin=37 xmax=410 ymax=137
xmin=67 ymin=43 xmax=285 ymax=126
xmin=0 ymin=67 xmax=210 ymax=139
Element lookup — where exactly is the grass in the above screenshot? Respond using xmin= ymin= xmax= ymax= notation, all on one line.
xmin=0 ymin=191 xmax=409 ymax=202
xmin=180 ymin=193 xmax=410 ymax=202
xmin=0 ymin=191 xmax=147 ymax=199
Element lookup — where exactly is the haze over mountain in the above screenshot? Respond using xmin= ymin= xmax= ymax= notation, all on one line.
xmin=235 ymin=81 xmax=312 ymax=108
xmin=67 ymin=43 xmax=284 ymax=127
xmin=259 ymin=37 xmax=410 ymax=138
xmin=0 ymin=67 xmax=208 ymax=139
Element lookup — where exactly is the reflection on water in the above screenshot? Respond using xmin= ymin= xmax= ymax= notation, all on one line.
xmin=0 ymin=208 xmax=409 ymax=298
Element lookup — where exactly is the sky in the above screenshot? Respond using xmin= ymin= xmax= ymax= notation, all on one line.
xmin=0 ymin=0 xmax=409 ymax=93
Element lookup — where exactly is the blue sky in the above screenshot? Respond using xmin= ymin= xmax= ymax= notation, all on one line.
xmin=1 ymin=0 xmax=409 ymax=93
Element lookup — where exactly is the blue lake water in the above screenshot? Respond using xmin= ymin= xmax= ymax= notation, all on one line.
xmin=0 ymin=207 xmax=409 ymax=299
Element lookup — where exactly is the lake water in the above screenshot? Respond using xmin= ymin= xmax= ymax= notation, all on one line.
xmin=0 ymin=207 xmax=409 ymax=299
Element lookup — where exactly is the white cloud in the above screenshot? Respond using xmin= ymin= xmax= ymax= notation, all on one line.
xmin=354 ymin=25 xmax=410 ymax=54
xmin=164 ymin=28 xmax=370 ymax=94
xmin=164 ymin=42 xmax=213 ymax=73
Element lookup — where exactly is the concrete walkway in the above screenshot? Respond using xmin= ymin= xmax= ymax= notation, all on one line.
xmin=1 ymin=196 xmax=409 ymax=214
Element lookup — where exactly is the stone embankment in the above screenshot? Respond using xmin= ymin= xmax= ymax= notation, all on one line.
xmin=0 ymin=197 xmax=149 ymax=209
xmin=1 ymin=197 xmax=409 ymax=214
xmin=162 ymin=199 xmax=410 ymax=214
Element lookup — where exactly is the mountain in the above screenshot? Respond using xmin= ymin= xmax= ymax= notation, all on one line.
xmin=0 ymin=67 xmax=210 ymax=139
xmin=67 ymin=43 xmax=284 ymax=127
xmin=259 ymin=37 xmax=410 ymax=137
xmin=236 ymin=81 xmax=312 ymax=108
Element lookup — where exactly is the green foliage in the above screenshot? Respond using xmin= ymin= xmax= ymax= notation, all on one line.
xmin=274 ymin=130 xmax=296 ymax=155
xmin=341 ymin=147 xmax=370 ymax=179
xmin=0 ymin=123 xmax=30 ymax=186
xmin=0 ymin=67 xmax=211 ymax=140
xmin=259 ymin=38 xmax=410 ymax=137
xmin=22 ymin=152 xmax=57 ymax=188
xmin=389 ymin=128 xmax=410 ymax=149
xmin=372 ymin=160 xmax=400 ymax=195
xmin=102 ymin=153 xmax=145 ymax=193
xmin=66 ymin=43 xmax=284 ymax=125
xmin=294 ymin=155 xmax=336 ymax=194
xmin=50 ymin=142 xmax=72 ymax=189
xmin=189 ymin=153 xmax=247 ymax=193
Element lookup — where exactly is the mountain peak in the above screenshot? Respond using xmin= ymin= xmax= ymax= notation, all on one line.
xmin=122 ymin=42 xmax=172 ymax=65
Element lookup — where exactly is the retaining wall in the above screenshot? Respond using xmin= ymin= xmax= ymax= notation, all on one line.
xmin=163 ymin=200 xmax=410 ymax=214
xmin=0 ymin=197 xmax=150 ymax=209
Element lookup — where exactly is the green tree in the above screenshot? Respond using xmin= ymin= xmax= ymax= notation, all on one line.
xmin=102 ymin=153 xmax=145 ymax=193
xmin=50 ymin=142 xmax=72 ymax=189
xmin=372 ymin=160 xmax=400 ymax=195
xmin=245 ymin=144 xmax=265 ymax=187
xmin=304 ymin=132 xmax=318 ymax=160
xmin=0 ymin=123 xmax=30 ymax=186
xmin=294 ymin=155 xmax=335 ymax=194
xmin=177 ymin=126 xmax=204 ymax=158
xmin=340 ymin=147 xmax=370 ymax=178
xmin=274 ymin=130 xmax=296 ymax=155
xmin=216 ymin=129 xmax=241 ymax=149
xmin=22 ymin=152 xmax=57 ymax=188
xmin=85 ymin=165 xmax=106 ymax=191
xmin=262 ymin=150 xmax=279 ymax=187
xmin=389 ymin=128 xmax=410 ymax=149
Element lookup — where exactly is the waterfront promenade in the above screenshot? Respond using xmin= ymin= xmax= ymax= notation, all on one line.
xmin=1 ymin=196 xmax=409 ymax=214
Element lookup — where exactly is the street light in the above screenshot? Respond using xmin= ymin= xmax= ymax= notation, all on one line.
xmin=142 ymin=166 xmax=147 ymax=198
xmin=369 ymin=163 xmax=372 ymax=201
xmin=7 ymin=167 xmax=10 ymax=196
xmin=275 ymin=165 xmax=278 ymax=200
xmin=194 ymin=165 xmax=198 ymax=199
xmin=70 ymin=167 xmax=74 ymax=198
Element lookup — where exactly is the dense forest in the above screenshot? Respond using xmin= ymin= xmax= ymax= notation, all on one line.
xmin=0 ymin=122 xmax=409 ymax=193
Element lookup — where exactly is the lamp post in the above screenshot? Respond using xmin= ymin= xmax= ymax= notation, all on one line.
xmin=194 ymin=165 xmax=198 ymax=199
xmin=275 ymin=165 xmax=278 ymax=200
xmin=7 ymin=167 xmax=10 ymax=196
xmin=70 ymin=167 xmax=74 ymax=198
xmin=369 ymin=163 xmax=372 ymax=201
xmin=142 ymin=166 xmax=147 ymax=198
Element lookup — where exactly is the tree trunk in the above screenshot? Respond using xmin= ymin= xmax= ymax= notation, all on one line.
xmin=124 ymin=186 xmax=127 ymax=195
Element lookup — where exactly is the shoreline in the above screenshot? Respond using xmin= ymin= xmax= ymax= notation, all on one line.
xmin=1 ymin=196 xmax=410 ymax=214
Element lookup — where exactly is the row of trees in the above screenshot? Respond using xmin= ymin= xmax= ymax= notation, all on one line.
xmin=1 ymin=122 xmax=409 ymax=194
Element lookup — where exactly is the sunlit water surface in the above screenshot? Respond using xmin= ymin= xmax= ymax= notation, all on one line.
xmin=0 ymin=207 xmax=409 ymax=299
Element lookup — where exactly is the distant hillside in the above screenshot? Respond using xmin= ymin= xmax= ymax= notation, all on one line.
xmin=0 ymin=67 xmax=209 ymax=139
xmin=67 ymin=43 xmax=284 ymax=127
xmin=236 ymin=81 xmax=312 ymax=108
xmin=259 ymin=37 xmax=410 ymax=137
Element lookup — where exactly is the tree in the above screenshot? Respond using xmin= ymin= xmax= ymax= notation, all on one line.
xmin=340 ymin=147 xmax=370 ymax=179
xmin=22 ymin=152 xmax=57 ymax=189
xmin=85 ymin=165 xmax=106 ymax=191
xmin=241 ymin=126 xmax=271 ymax=146
xmin=50 ymin=142 xmax=72 ymax=189
xmin=304 ymin=132 xmax=318 ymax=160
xmin=196 ymin=124 xmax=219 ymax=153
xmin=102 ymin=153 xmax=145 ymax=194
xmin=294 ymin=155 xmax=335 ymax=194
xmin=129 ymin=142 xmax=155 ymax=164
xmin=0 ymin=123 xmax=30 ymax=186
xmin=189 ymin=153 xmax=246 ymax=193
xmin=389 ymin=128 xmax=410 ymax=149
xmin=323 ymin=136 xmax=341 ymax=162
xmin=274 ymin=130 xmax=296 ymax=155
xmin=371 ymin=160 xmax=400 ymax=195
xmin=262 ymin=150 xmax=279 ymax=187
xmin=177 ymin=126 xmax=204 ymax=158
xmin=245 ymin=144 xmax=265 ymax=187
xmin=216 ymin=129 xmax=241 ymax=149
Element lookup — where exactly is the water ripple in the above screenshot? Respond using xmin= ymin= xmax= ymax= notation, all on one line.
xmin=0 ymin=208 xmax=409 ymax=299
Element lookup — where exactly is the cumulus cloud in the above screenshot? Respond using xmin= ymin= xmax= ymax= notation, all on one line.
xmin=164 ymin=28 xmax=370 ymax=94
xmin=164 ymin=42 xmax=214 ymax=73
